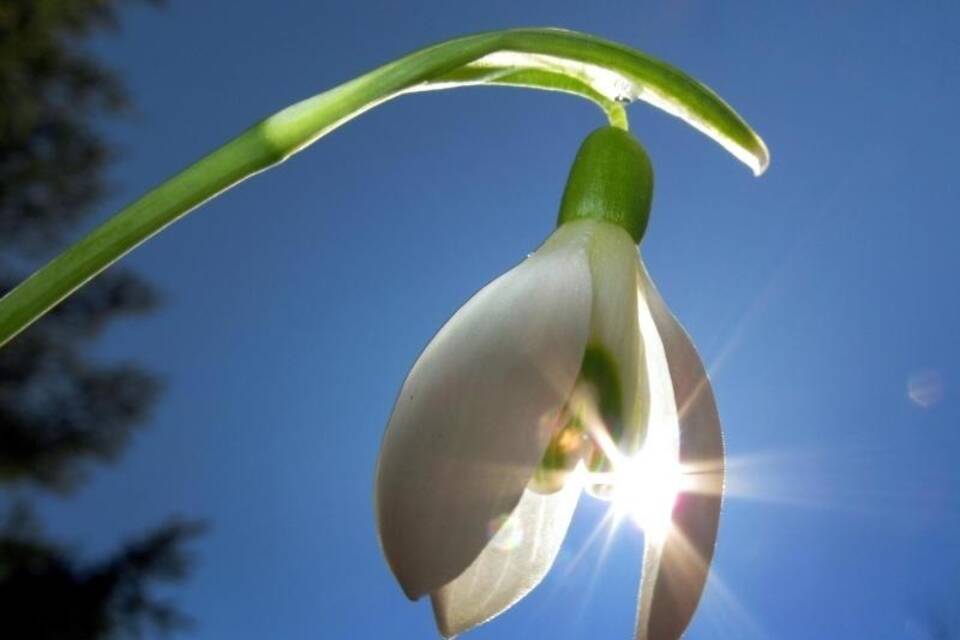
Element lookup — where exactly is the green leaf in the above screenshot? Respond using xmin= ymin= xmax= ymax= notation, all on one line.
xmin=0 ymin=28 xmax=768 ymax=348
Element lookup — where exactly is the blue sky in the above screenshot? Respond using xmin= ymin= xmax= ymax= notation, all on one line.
xmin=28 ymin=1 xmax=960 ymax=638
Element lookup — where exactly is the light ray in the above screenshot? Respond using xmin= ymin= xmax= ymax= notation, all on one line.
xmin=694 ymin=566 xmax=768 ymax=640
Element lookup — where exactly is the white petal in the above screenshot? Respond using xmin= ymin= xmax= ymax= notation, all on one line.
xmin=375 ymin=222 xmax=596 ymax=599
xmin=585 ymin=223 xmax=648 ymax=452
xmin=430 ymin=473 xmax=583 ymax=637
xmin=634 ymin=261 xmax=725 ymax=640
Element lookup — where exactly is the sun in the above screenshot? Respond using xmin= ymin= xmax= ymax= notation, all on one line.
xmin=606 ymin=445 xmax=683 ymax=542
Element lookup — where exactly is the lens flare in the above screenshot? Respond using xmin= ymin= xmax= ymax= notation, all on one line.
xmin=907 ymin=369 xmax=943 ymax=408
xmin=607 ymin=448 xmax=683 ymax=541
xmin=487 ymin=512 xmax=524 ymax=551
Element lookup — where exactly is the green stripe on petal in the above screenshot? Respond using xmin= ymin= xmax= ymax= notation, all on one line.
xmin=585 ymin=222 xmax=649 ymax=454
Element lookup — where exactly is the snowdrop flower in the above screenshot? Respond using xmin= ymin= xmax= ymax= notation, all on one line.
xmin=376 ymin=127 xmax=724 ymax=639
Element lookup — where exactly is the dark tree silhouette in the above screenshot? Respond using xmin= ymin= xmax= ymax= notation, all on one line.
xmin=0 ymin=271 xmax=160 ymax=491
xmin=0 ymin=505 xmax=205 ymax=639
xmin=0 ymin=0 xmax=161 ymax=251
xmin=0 ymin=1 xmax=204 ymax=637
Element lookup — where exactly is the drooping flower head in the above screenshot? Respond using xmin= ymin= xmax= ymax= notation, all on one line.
xmin=376 ymin=127 xmax=724 ymax=639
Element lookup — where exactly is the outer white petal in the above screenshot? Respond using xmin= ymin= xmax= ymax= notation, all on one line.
xmin=430 ymin=472 xmax=583 ymax=638
xmin=375 ymin=222 xmax=595 ymax=600
xmin=634 ymin=260 xmax=725 ymax=640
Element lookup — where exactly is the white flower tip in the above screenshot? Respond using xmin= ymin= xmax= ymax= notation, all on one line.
xmin=431 ymin=599 xmax=459 ymax=639
xmin=428 ymin=481 xmax=582 ymax=638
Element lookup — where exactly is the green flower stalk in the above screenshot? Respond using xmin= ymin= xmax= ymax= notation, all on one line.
xmin=0 ymin=28 xmax=766 ymax=349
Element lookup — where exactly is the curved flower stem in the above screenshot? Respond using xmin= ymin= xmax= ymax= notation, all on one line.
xmin=0 ymin=28 xmax=768 ymax=348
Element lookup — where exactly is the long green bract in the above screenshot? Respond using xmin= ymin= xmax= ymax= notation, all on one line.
xmin=0 ymin=28 xmax=768 ymax=348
